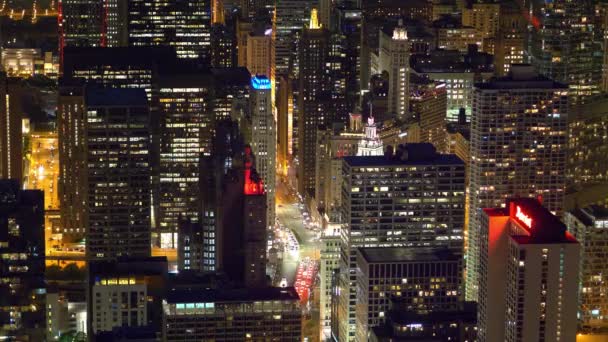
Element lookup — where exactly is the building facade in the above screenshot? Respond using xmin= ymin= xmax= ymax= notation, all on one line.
xmin=250 ymin=76 xmax=276 ymax=228
xmin=565 ymin=205 xmax=608 ymax=329
xmin=478 ymin=198 xmax=579 ymax=342
xmin=0 ymin=180 xmax=45 ymax=341
xmin=162 ymin=287 xmax=302 ymax=341
xmin=379 ymin=20 xmax=410 ymax=120
xmin=355 ymin=247 xmax=462 ymax=342
xmin=466 ymin=65 xmax=569 ymax=302
xmin=336 ymin=144 xmax=465 ymax=341
xmin=84 ymin=87 xmax=151 ymax=259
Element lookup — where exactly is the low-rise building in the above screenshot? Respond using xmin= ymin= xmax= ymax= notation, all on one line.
xmin=162 ymin=287 xmax=301 ymax=341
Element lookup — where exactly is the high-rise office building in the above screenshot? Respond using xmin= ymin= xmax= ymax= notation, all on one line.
xmin=466 ymin=65 xmax=569 ymax=303
xmin=433 ymin=15 xmax=482 ymax=53
xmin=320 ymin=224 xmax=341 ymax=340
xmin=59 ymin=85 xmax=151 ymax=257
xmin=410 ymin=74 xmax=447 ymax=152
xmin=335 ymin=144 xmax=465 ymax=341
xmin=249 ymin=76 xmax=276 ymax=228
xmin=370 ymin=301 xmax=477 ymax=341
xmin=567 ymin=97 xmax=608 ymax=188
xmin=211 ymin=24 xmax=237 ymax=68
xmin=355 ymin=247 xmax=462 ymax=342
xmin=0 ymin=180 xmax=45 ymax=341
xmin=58 ymin=0 xmax=105 ymax=60
xmin=527 ymin=0 xmax=600 ymax=102
xmin=162 ymin=287 xmax=302 ymax=341
xmin=276 ymin=75 xmax=292 ymax=175
xmin=0 ymin=74 xmax=24 ymax=180
xmin=565 ymin=205 xmax=608 ymax=329
xmin=246 ymin=26 xmax=275 ymax=83
xmin=242 ymin=146 xmax=268 ymax=288
xmin=211 ymin=67 xmax=251 ymax=122
xmin=157 ymin=72 xmax=214 ymax=248
xmin=410 ymin=47 xmax=494 ymax=123
xmin=81 ymin=87 xmax=151 ymax=259
xmin=128 ymin=0 xmax=212 ymax=61
xmin=298 ymin=12 xmax=330 ymax=198
xmin=315 ymin=121 xmax=362 ymax=220
xmin=335 ymin=5 xmax=362 ymax=110
xmin=478 ymin=198 xmax=579 ymax=342
xmin=494 ymin=2 xmax=526 ymax=76
xmin=57 ymin=84 xmax=88 ymax=240
xmin=379 ymin=20 xmax=410 ymax=119
xmin=176 ymin=120 xmax=245 ymax=274
xmin=274 ymin=0 xmax=315 ymax=76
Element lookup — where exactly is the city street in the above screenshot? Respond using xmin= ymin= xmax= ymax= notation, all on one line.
xmin=24 ymin=132 xmax=59 ymax=210
xmin=275 ymin=177 xmax=322 ymax=286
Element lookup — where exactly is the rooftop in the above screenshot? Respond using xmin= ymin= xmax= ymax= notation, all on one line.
xmin=475 ymin=64 xmax=568 ymax=90
xmin=343 ymin=143 xmax=464 ymax=167
xmin=484 ymin=198 xmax=578 ymax=244
xmin=165 ymin=286 xmax=300 ymax=304
xmin=358 ymin=247 xmax=458 ymax=263
xmin=411 ymin=48 xmax=494 ymax=73
xmin=569 ymin=205 xmax=608 ymax=226
xmin=85 ymin=87 xmax=148 ymax=107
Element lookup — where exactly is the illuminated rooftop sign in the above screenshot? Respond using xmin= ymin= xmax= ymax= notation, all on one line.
xmin=511 ymin=204 xmax=533 ymax=230
xmin=251 ymin=76 xmax=271 ymax=90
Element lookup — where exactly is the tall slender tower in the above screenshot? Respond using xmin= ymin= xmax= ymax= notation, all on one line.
xmin=466 ymin=65 xmax=569 ymax=302
xmin=250 ymin=76 xmax=276 ymax=228
xmin=297 ymin=8 xmax=329 ymax=198
xmin=380 ymin=20 xmax=410 ymax=119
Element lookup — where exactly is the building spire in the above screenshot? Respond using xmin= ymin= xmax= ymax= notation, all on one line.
xmin=310 ymin=8 xmax=322 ymax=29
xmin=393 ymin=19 xmax=408 ymax=40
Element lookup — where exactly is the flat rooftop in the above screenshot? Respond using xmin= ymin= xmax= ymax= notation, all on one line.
xmin=165 ymin=286 xmax=300 ymax=304
xmin=358 ymin=247 xmax=458 ymax=263
xmin=343 ymin=143 xmax=464 ymax=167
xmin=475 ymin=64 xmax=568 ymax=90
xmin=85 ymin=87 xmax=148 ymax=107
xmin=484 ymin=198 xmax=577 ymax=244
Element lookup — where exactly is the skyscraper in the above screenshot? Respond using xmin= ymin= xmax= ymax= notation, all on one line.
xmin=298 ymin=11 xmax=330 ymax=198
xmin=380 ymin=20 xmax=410 ymax=119
xmin=246 ymin=26 xmax=275 ymax=82
xmin=128 ymin=0 xmax=212 ymax=61
xmin=494 ymin=2 xmax=526 ymax=76
xmin=335 ymin=144 xmax=465 ymax=341
xmin=565 ymin=205 xmax=608 ymax=330
xmin=82 ymin=87 xmax=151 ymax=259
xmin=242 ymin=146 xmax=267 ymax=287
xmin=274 ymin=0 xmax=315 ymax=76
xmin=0 ymin=180 xmax=45 ymax=341
xmin=58 ymin=0 xmax=105 ymax=60
xmin=527 ymin=0 xmax=600 ymax=102
xmin=249 ymin=76 xmax=276 ymax=228
xmin=478 ymin=198 xmax=579 ymax=342
xmin=0 ymin=74 xmax=24 ymax=180
xmin=466 ymin=65 xmax=569 ymax=302
xmin=158 ymin=72 xmax=214 ymax=248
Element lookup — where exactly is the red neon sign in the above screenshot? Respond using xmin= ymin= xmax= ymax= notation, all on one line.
xmin=514 ymin=205 xmax=533 ymax=229
xmin=244 ymin=146 xmax=265 ymax=195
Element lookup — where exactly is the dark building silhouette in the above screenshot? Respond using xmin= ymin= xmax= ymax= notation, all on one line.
xmin=0 ymin=180 xmax=45 ymax=341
